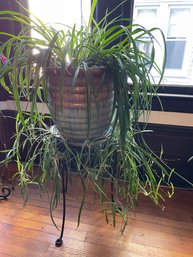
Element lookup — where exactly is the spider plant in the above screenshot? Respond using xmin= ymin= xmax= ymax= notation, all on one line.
xmin=0 ymin=0 xmax=180 ymax=232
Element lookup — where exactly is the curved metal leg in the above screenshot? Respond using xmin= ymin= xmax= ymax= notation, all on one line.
xmin=55 ymin=168 xmax=68 ymax=247
xmin=0 ymin=186 xmax=11 ymax=200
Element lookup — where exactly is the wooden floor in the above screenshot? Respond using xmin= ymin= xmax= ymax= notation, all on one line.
xmin=0 ymin=176 xmax=193 ymax=257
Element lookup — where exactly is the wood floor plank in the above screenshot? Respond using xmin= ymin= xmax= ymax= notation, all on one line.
xmin=0 ymin=175 xmax=193 ymax=257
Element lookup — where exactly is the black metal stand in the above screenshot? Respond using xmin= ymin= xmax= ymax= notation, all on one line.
xmin=0 ymin=186 xmax=11 ymax=200
xmin=55 ymin=167 xmax=68 ymax=247
xmin=50 ymin=126 xmax=112 ymax=247
xmin=55 ymin=170 xmax=116 ymax=247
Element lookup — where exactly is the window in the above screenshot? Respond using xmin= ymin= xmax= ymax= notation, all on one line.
xmin=133 ymin=0 xmax=193 ymax=86
xmin=28 ymin=0 xmax=90 ymax=33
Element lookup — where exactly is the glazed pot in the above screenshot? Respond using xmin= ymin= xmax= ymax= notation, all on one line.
xmin=47 ymin=66 xmax=114 ymax=143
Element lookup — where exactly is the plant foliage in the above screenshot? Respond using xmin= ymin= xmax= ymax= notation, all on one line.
xmin=0 ymin=0 xmax=185 ymax=232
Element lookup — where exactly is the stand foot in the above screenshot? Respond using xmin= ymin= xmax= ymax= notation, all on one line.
xmin=55 ymin=238 xmax=63 ymax=247
xmin=0 ymin=186 xmax=11 ymax=200
xmin=55 ymin=166 xmax=68 ymax=247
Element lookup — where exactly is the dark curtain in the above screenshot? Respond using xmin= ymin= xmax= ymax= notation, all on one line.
xmin=0 ymin=0 xmax=29 ymax=101
xmin=0 ymin=0 xmax=29 ymax=44
xmin=93 ymin=0 xmax=134 ymax=47
xmin=94 ymin=0 xmax=134 ymax=26
xmin=0 ymin=1 xmax=29 ymax=152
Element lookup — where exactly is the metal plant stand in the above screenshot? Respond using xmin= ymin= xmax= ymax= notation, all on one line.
xmin=55 ymin=166 xmax=116 ymax=247
xmin=0 ymin=186 xmax=11 ymax=200
xmin=50 ymin=125 xmax=70 ymax=247
xmin=51 ymin=126 xmax=114 ymax=247
xmin=55 ymin=166 xmax=68 ymax=247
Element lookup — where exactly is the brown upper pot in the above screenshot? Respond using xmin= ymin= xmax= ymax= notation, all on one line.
xmin=47 ymin=66 xmax=114 ymax=143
